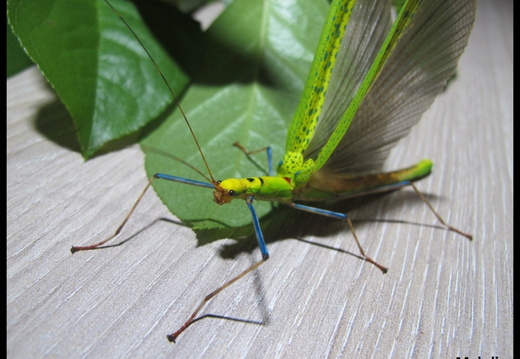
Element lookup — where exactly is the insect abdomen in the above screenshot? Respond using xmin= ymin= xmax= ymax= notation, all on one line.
xmin=294 ymin=160 xmax=433 ymax=201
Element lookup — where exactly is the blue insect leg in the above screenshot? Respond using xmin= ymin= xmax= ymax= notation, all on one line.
xmin=266 ymin=147 xmax=274 ymax=176
xmin=288 ymin=202 xmax=388 ymax=273
xmin=335 ymin=179 xmax=472 ymax=240
xmin=290 ymin=203 xmax=348 ymax=221
xmin=154 ymin=173 xmax=215 ymax=189
xmin=246 ymin=196 xmax=269 ymax=259
xmin=167 ymin=195 xmax=270 ymax=342
xmin=233 ymin=142 xmax=274 ymax=176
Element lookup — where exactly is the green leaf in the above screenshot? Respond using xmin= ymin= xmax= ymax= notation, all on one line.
xmin=7 ymin=0 xmax=195 ymax=158
xmin=142 ymin=0 xmax=329 ymax=238
xmin=7 ymin=20 xmax=34 ymax=77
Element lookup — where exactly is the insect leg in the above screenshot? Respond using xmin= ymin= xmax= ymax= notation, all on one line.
xmin=407 ymin=182 xmax=473 ymax=240
xmin=328 ymin=179 xmax=472 ymax=241
xmin=168 ymin=196 xmax=269 ymax=342
xmin=70 ymin=174 xmax=214 ymax=253
xmin=288 ymin=202 xmax=388 ymax=273
xmin=233 ymin=141 xmax=274 ymax=176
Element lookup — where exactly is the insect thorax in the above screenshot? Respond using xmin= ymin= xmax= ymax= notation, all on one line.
xmin=277 ymin=151 xmax=315 ymax=188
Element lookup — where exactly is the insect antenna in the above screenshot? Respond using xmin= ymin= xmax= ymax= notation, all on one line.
xmin=140 ymin=145 xmax=214 ymax=183
xmin=104 ymin=0 xmax=217 ymax=184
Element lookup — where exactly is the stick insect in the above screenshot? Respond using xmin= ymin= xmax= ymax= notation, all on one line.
xmin=70 ymin=0 xmax=476 ymax=342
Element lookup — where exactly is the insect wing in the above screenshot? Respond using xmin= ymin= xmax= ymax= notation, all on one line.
xmin=288 ymin=0 xmax=393 ymax=158
xmin=284 ymin=0 xmax=392 ymax=156
xmin=309 ymin=0 xmax=477 ymax=175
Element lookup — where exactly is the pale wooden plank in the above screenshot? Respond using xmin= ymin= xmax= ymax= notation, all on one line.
xmin=7 ymin=1 xmax=512 ymax=358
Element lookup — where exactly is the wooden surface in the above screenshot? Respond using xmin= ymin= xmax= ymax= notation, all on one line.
xmin=7 ymin=1 xmax=512 ymax=358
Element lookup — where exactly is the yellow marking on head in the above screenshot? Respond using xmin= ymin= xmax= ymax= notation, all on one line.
xmin=219 ymin=179 xmax=246 ymax=194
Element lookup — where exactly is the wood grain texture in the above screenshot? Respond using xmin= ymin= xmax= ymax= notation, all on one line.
xmin=7 ymin=1 xmax=512 ymax=358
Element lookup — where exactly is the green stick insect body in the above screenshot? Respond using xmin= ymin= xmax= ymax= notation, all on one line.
xmin=72 ymin=0 xmax=476 ymax=342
